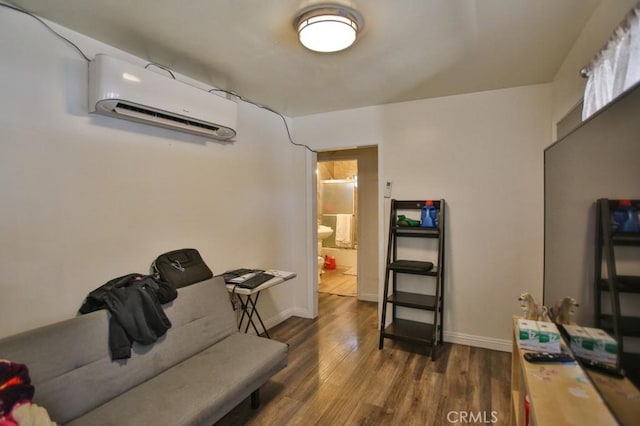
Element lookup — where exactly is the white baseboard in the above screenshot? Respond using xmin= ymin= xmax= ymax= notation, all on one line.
xmin=244 ymin=307 xmax=312 ymax=336
xmin=263 ymin=308 xmax=298 ymax=330
xmin=357 ymin=292 xmax=377 ymax=302
xmin=257 ymin=308 xmax=512 ymax=354
xmin=444 ymin=331 xmax=512 ymax=352
xmin=287 ymin=307 xmax=314 ymax=319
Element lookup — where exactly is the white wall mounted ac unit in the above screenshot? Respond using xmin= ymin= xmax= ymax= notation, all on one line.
xmin=89 ymin=54 xmax=237 ymax=140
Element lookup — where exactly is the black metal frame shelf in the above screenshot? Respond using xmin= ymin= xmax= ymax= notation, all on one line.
xmin=379 ymin=199 xmax=445 ymax=360
xmin=392 ymin=226 xmax=440 ymax=238
xmin=599 ymin=315 xmax=640 ymax=338
xmin=594 ymin=198 xmax=640 ymax=386
xmin=598 ymin=275 xmax=640 ymax=292
xmin=381 ymin=319 xmax=438 ymax=346
xmin=387 ymin=260 xmax=436 ymax=275
xmin=386 ymin=291 xmax=437 ymax=310
xmin=612 ymin=233 xmax=640 ymax=245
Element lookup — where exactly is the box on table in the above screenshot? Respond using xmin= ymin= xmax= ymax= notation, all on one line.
xmin=517 ymin=319 xmax=561 ymax=353
xmin=563 ymin=325 xmax=617 ymax=364
xmin=562 ymin=324 xmax=594 ymax=358
xmin=583 ymin=326 xmax=618 ymax=364
xmin=537 ymin=321 xmax=561 ymax=353
xmin=517 ymin=319 xmax=540 ymax=351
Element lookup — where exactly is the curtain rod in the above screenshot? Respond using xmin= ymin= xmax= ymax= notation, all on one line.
xmin=580 ymin=2 xmax=639 ymax=78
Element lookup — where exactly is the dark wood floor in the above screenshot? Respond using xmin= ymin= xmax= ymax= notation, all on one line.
xmin=217 ymin=293 xmax=512 ymax=425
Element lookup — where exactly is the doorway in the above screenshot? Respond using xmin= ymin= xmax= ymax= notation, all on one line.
xmin=317 ymin=158 xmax=358 ymax=297
xmin=315 ymin=147 xmax=379 ymax=305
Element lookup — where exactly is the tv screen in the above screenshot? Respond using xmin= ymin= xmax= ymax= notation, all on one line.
xmin=544 ymin=82 xmax=640 ymax=395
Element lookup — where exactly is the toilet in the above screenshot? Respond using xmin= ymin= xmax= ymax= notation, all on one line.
xmin=317 ymin=225 xmax=333 ymax=283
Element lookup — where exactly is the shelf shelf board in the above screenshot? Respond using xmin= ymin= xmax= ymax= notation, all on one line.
xmin=392 ymin=226 xmax=440 ymax=238
xmin=386 ymin=291 xmax=437 ymax=310
xmin=393 ymin=200 xmax=444 ymax=210
xmin=381 ymin=319 xmax=437 ymax=345
xmin=598 ymin=276 xmax=640 ymax=293
xmin=599 ymin=314 xmax=640 ymax=337
xmin=388 ymin=260 xmax=436 ymax=275
xmin=611 ymin=232 xmax=640 ymax=246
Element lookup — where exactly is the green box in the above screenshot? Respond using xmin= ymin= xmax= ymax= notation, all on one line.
xmin=517 ymin=319 xmax=540 ymax=351
xmin=583 ymin=327 xmax=618 ymax=364
xmin=536 ymin=321 xmax=561 ymax=353
xmin=562 ymin=324 xmax=595 ymax=358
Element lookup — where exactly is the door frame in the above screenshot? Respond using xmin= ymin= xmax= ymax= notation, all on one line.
xmin=307 ymin=145 xmax=382 ymax=319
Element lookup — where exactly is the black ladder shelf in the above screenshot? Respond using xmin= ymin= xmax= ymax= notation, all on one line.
xmin=378 ymin=199 xmax=445 ymax=359
xmin=594 ymin=198 xmax=640 ymax=386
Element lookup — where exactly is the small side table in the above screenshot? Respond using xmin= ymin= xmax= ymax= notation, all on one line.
xmin=226 ymin=270 xmax=296 ymax=338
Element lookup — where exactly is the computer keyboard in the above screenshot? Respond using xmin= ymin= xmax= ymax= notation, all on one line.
xmin=223 ymin=268 xmax=260 ymax=283
xmin=236 ymin=272 xmax=275 ymax=289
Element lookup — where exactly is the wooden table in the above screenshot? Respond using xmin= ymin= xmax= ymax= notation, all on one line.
xmin=510 ymin=317 xmax=618 ymax=425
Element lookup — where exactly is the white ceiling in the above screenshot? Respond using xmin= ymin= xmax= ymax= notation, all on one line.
xmin=8 ymin=0 xmax=600 ymax=117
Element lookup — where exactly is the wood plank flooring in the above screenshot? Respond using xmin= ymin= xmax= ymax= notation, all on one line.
xmin=318 ymin=267 xmax=357 ymax=297
xmin=216 ymin=294 xmax=512 ymax=425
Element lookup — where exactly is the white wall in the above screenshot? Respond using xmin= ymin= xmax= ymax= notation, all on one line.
xmin=551 ymin=0 xmax=638 ymax=140
xmin=3 ymin=2 xmax=605 ymax=351
xmin=0 ymin=9 xmax=310 ymax=338
xmin=295 ymin=84 xmax=551 ymax=349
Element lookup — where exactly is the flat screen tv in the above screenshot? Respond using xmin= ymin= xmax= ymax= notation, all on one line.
xmin=544 ymin=81 xmax=640 ymax=405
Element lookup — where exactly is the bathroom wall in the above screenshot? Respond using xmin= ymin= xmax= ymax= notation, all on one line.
xmin=320 ymin=247 xmax=358 ymax=269
xmin=317 ymin=161 xmax=358 ymax=251
xmin=318 ymin=160 xmax=358 ymax=180
xmin=317 ymin=160 xmax=358 ymax=240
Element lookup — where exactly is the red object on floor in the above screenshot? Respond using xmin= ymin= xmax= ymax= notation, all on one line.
xmin=324 ymin=256 xmax=336 ymax=270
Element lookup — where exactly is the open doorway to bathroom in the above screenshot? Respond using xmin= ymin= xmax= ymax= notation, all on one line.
xmin=315 ymin=146 xmax=378 ymax=303
xmin=317 ymin=158 xmax=358 ymax=297
xmin=312 ymin=146 xmax=378 ymax=317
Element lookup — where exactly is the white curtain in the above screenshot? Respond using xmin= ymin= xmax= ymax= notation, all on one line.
xmin=583 ymin=4 xmax=640 ymax=120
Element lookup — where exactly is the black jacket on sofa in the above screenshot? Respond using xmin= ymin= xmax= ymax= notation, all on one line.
xmin=79 ymin=273 xmax=178 ymax=360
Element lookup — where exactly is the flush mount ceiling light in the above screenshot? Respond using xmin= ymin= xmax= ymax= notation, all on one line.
xmin=294 ymin=4 xmax=363 ymax=53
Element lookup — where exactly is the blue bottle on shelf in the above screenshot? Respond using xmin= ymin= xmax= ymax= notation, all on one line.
xmin=420 ymin=200 xmax=438 ymax=228
xmin=613 ymin=200 xmax=640 ymax=232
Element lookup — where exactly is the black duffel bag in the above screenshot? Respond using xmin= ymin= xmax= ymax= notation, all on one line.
xmin=153 ymin=248 xmax=213 ymax=288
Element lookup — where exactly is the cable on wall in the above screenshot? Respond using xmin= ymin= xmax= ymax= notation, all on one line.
xmin=0 ymin=1 xmax=91 ymax=62
xmin=1 ymin=1 xmax=316 ymax=153
xmin=210 ymin=88 xmax=317 ymax=153
xmin=144 ymin=62 xmax=176 ymax=79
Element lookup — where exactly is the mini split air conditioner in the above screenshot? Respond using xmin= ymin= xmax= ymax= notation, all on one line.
xmin=88 ymin=54 xmax=237 ymax=140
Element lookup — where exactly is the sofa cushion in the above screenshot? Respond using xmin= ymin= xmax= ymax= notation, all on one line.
xmin=65 ymin=332 xmax=288 ymax=426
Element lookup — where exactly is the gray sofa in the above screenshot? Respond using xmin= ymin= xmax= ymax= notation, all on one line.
xmin=0 ymin=276 xmax=288 ymax=425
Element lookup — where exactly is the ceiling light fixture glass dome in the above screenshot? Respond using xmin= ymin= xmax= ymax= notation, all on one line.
xmin=295 ymin=4 xmax=363 ymax=53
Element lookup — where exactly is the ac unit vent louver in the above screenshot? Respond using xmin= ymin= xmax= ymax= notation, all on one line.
xmin=89 ymin=54 xmax=237 ymax=140
xmin=113 ymin=103 xmax=221 ymax=132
